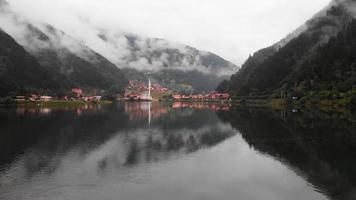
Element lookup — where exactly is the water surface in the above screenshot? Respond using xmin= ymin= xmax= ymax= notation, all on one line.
xmin=0 ymin=103 xmax=355 ymax=200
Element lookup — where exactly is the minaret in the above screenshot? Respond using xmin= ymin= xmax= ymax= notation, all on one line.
xmin=148 ymin=79 xmax=151 ymax=97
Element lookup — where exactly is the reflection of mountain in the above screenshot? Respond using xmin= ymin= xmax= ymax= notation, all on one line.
xmin=0 ymin=105 xmax=129 ymax=168
xmin=122 ymin=107 xmax=235 ymax=165
xmin=217 ymin=108 xmax=356 ymax=200
xmin=119 ymin=103 xmax=236 ymax=166
xmin=0 ymin=103 xmax=235 ymax=185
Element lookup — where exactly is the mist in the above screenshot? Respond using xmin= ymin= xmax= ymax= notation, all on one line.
xmin=5 ymin=0 xmax=331 ymax=65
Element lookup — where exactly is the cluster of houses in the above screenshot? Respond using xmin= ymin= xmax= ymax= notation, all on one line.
xmin=14 ymin=88 xmax=102 ymax=103
xmin=70 ymin=88 xmax=102 ymax=102
xmin=124 ymin=92 xmax=151 ymax=101
xmin=16 ymin=95 xmax=53 ymax=102
xmin=124 ymin=80 xmax=168 ymax=101
xmin=126 ymin=81 xmax=169 ymax=93
xmin=172 ymin=92 xmax=231 ymax=101
xmin=123 ymin=79 xmax=232 ymax=102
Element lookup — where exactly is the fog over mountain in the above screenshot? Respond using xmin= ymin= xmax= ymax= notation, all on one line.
xmin=2 ymin=0 xmax=343 ymax=93
xmin=0 ymin=1 xmax=128 ymax=92
xmin=7 ymin=0 xmax=331 ymax=66
xmin=95 ymin=31 xmax=236 ymax=76
xmin=0 ymin=28 xmax=60 ymax=96
xmin=1 ymin=0 xmax=240 ymax=92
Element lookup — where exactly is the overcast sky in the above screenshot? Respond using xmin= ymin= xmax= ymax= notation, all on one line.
xmin=8 ymin=0 xmax=331 ymax=65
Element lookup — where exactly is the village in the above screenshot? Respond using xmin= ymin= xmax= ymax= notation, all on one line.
xmin=13 ymin=88 xmax=102 ymax=103
xmin=7 ymin=79 xmax=231 ymax=105
xmin=124 ymin=79 xmax=231 ymax=102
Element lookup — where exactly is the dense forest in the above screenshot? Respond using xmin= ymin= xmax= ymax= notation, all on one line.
xmin=0 ymin=29 xmax=60 ymax=96
xmin=26 ymin=25 xmax=128 ymax=93
xmin=217 ymin=4 xmax=356 ymax=97
xmin=0 ymin=0 xmax=128 ymax=97
xmin=0 ymin=26 xmax=128 ymax=97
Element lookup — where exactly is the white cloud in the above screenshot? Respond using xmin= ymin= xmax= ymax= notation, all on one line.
xmin=6 ymin=0 xmax=330 ymax=65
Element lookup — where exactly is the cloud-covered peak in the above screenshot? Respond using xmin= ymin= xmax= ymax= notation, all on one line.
xmin=91 ymin=30 xmax=236 ymax=76
xmin=0 ymin=0 xmax=7 ymax=6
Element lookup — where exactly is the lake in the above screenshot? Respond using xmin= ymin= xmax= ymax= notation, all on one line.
xmin=0 ymin=102 xmax=355 ymax=200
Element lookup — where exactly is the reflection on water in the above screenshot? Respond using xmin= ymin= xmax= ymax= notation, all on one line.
xmin=218 ymin=108 xmax=356 ymax=200
xmin=0 ymin=103 xmax=354 ymax=200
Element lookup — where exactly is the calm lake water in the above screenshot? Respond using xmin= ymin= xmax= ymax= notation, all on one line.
xmin=0 ymin=102 xmax=355 ymax=200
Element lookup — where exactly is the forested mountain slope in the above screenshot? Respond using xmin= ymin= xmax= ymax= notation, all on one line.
xmin=218 ymin=1 xmax=355 ymax=96
xmin=0 ymin=29 xmax=59 ymax=96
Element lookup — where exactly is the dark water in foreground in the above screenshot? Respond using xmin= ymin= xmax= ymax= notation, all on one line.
xmin=0 ymin=102 xmax=355 ymax=200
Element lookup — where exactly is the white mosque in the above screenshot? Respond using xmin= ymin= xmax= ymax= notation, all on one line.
xmin=140 ymin=79 xmax=153 ymax=101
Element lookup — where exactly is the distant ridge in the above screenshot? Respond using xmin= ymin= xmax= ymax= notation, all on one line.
xmin=218 ymin=0 xmax=356 ymax=96
xmin=0 ymin=4 xmax=128 ymax=94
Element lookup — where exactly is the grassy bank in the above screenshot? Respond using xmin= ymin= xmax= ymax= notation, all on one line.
xmin=226 ymin=89 xmax=356 ymax=110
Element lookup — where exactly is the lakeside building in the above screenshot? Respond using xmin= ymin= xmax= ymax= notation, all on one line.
xmin=15 ymin=96 xmax=26 ymax=102
xmin=10 ymin=87 xmax=103 ymax=103
xmin=125 ymin=79 xmax=154 ymax=101
xmin=40 ymin=96 xmax=53 ymax=102
xmin=72 ymin=88 xmax=83 ymax=97
xmin=29 ymin=94 xmax=39 ymax=102
xmin=140 ymin=79 xmax=153 ymax=101
xmin=81 ymin=96 xmax=102 ymax=102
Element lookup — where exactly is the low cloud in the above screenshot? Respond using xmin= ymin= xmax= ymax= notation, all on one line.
xmin=1 ymin=2 xmax=235 ymax=76
xmin=6 ymin=0 xmax=331 ymax=65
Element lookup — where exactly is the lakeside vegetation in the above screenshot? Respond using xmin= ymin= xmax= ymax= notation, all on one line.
xmin=229 ymin=91 xmax=355 ymax=110
xmin=161 ymin=88 xmax=355 ymax=111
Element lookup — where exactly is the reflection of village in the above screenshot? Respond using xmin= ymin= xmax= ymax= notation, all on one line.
xmin=124 ymin=103 xmax=168 ymax=122
xmin=124 ymin=80 xmax=231 ymax=102
xmin=15 ymin=102 xmax=103 ymax=116
xmin=171 ymin=102 xmax=231 ymax=111
xmin=123 ymin=102 xmax=232 ymax=122
xmin=13 ymin=101 xmax=231 ymax=121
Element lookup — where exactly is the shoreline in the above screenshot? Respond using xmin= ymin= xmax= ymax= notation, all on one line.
xmin=1 ymin=97 xmax=354 ymax=112
xmin=160 ymin=97 xmax=355 ymax=110
xmin=0 ymin=100 xmax=112 ymax=108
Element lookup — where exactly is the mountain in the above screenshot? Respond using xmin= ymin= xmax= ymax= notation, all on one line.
xmin=95 ymin=32 xmax=237 ymax=92
xmin=0 ymin=3 xmax=127 ymax=94
xmin=25 ymin=24 xmax=128 ymax=91
xmin=1 ymin=0 xmax=235 ymax=93
xmin=217 ymin=0 xmax=356 ymax=96
xmin=0 ymin=29 xmax=59 ymax=96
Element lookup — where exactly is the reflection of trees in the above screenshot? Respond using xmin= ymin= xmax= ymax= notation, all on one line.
xmin=0 ymin=104 xmax=236 ymax=179
xmin=0 ymin=105 xmax=129 ymax=172
xmin=217 ymin=108 xmax=356 ymax=200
